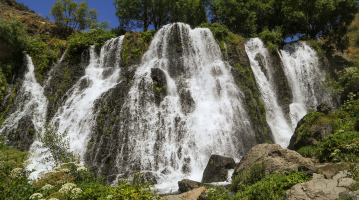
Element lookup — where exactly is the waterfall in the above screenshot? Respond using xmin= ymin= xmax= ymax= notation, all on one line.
xmin=0 ymin=55 xmax=48 ymax=138
xmin=27 ymin=36 xmax=124 ymax=177
xmin=279 ymin=41 xmax=333 ymax=128
xmin=114 ymin=23 xmax=256 ymax=193
xmin=245 ymin=38 xmax=293 ymax=147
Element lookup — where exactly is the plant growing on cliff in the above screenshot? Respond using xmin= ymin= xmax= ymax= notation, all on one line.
xmin=258 ymin=28 xmax=283 ymax=53
xmin=66 ymin=28 xmax=116 ymax=64
xmin=0 ymin=17 xmax=30 ymax=54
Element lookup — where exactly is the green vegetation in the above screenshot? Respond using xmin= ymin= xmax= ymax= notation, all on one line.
xmin=50 ymin=0 xmax=101 ymax=36
xmin=27 ymin=34 xmax=66 ymax=81
xmin=114 ymin=0 xmax=210 ymax=31
xmin=121 ymin=31 xmax=153 ymax=66
xmin=0 ymin=17 xmax=30 ymax=54
xmin=205 ymin=162 xmax=310 ymax=200
xmin=234 ymin=64 xmax=268 ymax=140
xmin=66 ymin=28 xmax=116 ymax=64
xmin=0 ymin=83 xmax=17 ymax=127
xmin=211 ymin=0 xmax=358 ymax=52
xmin=153 ymin=81 xmax=166 ymax=93
xmin=0 ymin=132 xmax=163 ymax=200
xmin=297 ymin=93 xmax=359 ymax=162
xmin=258 ymin=28 xmax=283 ymax=53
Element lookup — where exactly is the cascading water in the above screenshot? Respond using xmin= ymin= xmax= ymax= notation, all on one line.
xmin=113 ymin=23 xmax=256 ymax=193
xmin=245 ymin=38 xmax=293 ymax=147
xmin=27 ymin=36 xmax=125 ymax=177
xmin=279 ymin=41 xmax=334 ymax=128
xmin=0 ymin=54 xmax=48 ymax=139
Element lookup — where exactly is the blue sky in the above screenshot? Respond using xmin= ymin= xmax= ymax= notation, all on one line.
xmin=16 ymin=0 xmax=120 ymax=28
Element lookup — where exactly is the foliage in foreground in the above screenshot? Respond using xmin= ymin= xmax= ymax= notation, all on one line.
xmin=297 ymin=92 xmax=359 ymax=163
xmin=0 ymin=133 xmax=163 ymax=200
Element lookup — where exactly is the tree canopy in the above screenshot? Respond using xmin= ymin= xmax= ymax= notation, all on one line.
xmin=49 ymin=0 xmax=99 ymax=32
xmin=113 ymin=0 xmax=209 ymax=31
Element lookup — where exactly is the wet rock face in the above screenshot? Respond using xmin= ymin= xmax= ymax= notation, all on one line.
xmin=201 ymin=155 xmax=236 ymax=183
xmin=151 ymin=68 xmax=167 ymax=106
xmin=179 ymin=89 xmax=195 ymax=114
xmin=5 ymin=115 xmax=35 ymax=151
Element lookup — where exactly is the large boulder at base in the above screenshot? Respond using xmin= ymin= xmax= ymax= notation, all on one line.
xmin=339 ymin=190 xmax=359 ymax=200
xmin=132 ymin=171 xmax=159 ymax=185
xmin=232 ymin=144 xmax=313 ymax=178
xmin=201 ymin=155 xmax=236 ymax=183
xmin=285 ymin=173 xmax=357 ymax=200
xmin=178 ymin=179 xmax=201 ymax=192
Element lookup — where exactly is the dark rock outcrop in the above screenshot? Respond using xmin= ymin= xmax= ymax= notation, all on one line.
xmin=298 ymin=165 xmax=318 ymax=176
xmin=201 ymin=155 xmax=236 ymax=183
xmin=317 ymin=102 xmax=332 ymax=115
xmin=151 ymin=68 xmax=167 ymax=106
xmin=288 ymin=102 xmax=333 ymax=151
xmin=178 ymin=179 xmax=201 ymax=192
xmin=133 ymin=171 xmax=159 ymax=185
xmin=5 ymin=115 xmax=35 ymax=151
xmin=232 ymin=144 xmax=313 ymax=179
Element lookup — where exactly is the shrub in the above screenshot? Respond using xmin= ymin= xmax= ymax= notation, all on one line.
xmin=66 ymin=28 xmax=116 ymax=64
xmin=258 ymin=28 xmax=283 ymax=53
xmin=231 ymin=161 xmax=266 ymax=191
xmin=27 ymin=34 xmax=66 ymax=81
xmin=235 ymin=170 xmax=311 ymax=200
xmin=0 ymin=17 xmax=30 ymax=54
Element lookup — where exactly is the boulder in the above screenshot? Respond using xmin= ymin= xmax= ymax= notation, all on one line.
xmin=201 ymin=155 xmax=236 ymax=183
xmin=339 ymin=190 xmax=359 ymax=200
xmin=285 ymin=173 xmax=357 ymax=200
xmin=232 ymin=144 xmax=313 ymax=178
xmin=317 ymin=102 xmax=332 ymax=115
xmin=178 ymin=179 xmax=201 ymax=192
xmin=298 ymin=165 xmax=318 ymax=176
xmin=185 ymin=187 xmax=207 ymax=200
xmin=133 ymin=171 xmax=159 ymax=185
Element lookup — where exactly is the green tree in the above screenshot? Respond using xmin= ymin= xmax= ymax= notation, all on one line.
xmin=281 ymin=0 xmax=358 ymax=52
xmin=114 ymin=0 xmax=153 ymax=31
xmin=49 ymin=0 xmax=99 ymax=33
xmin=0 ymin=17 xmax=29 ymax=54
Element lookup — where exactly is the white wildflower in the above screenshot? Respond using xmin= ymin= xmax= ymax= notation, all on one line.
xmin=29 ymin=193 xmax=43 ymax=199
xmin=61 ymin=163 xmax=68 ymax=166
xmin=22 ymin=160 xmax=32 ymax=167
xmin=53 ymin=166 xmax=60 ymax=170
xmin=77 ymin=167 xmax=87 ymax=171
xmin=75 ymin=164 xmax=82 ymax=168
xmin=60 ymin=168 xmax=70 ymax=173
xmin=59 ymin=183 xmax=76 ymax=194
xmin=69 ymin=162 xmax=76 ymax=164
xmin=346 ymin=145 xmax=353 ymax=149
xmin=106 ymin=195 xmax=114 ymax=199
xmin=70 ymin=188 xmax=83 ymax=199
xmin=49 ymin=199 xmax=59 ymax=200
xmin=49 ymin=170 xmax=59 ymax=174
xmin=10 ymin=168 xmax=23 ymax=179
xmin=41 ymin=184 xmax=54 ymax=190
xmin=334 ymin=149 xmax=341 ymax=153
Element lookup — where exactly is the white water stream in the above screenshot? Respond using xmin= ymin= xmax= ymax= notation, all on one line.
xmin=117 ymin=23 xmax=256 ymax=193
xmin=279 ymin=41 xmax=333 ymax=128
xmin=245 ymin=38 xmax=293 ymax=147
xmin=27 ymin=36 xmax=125 ymax=177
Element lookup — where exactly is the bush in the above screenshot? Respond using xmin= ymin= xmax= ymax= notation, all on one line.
xmin=199 ymin=23 xmax=245 ymax=46
xmin=234 ymin=170 xmax=311 ymax=200
xmin=231 ymin=161 xmax=266 ymax=191
xmin=258 ymin=28 xmax=283 ymax=53
xmin=66 ymin=28 xmax=116 ymax=64
xmin=27 ymin=34 xmax=66 ymax=81
xmin=0 ymin=17 xmax=30 ymax=54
